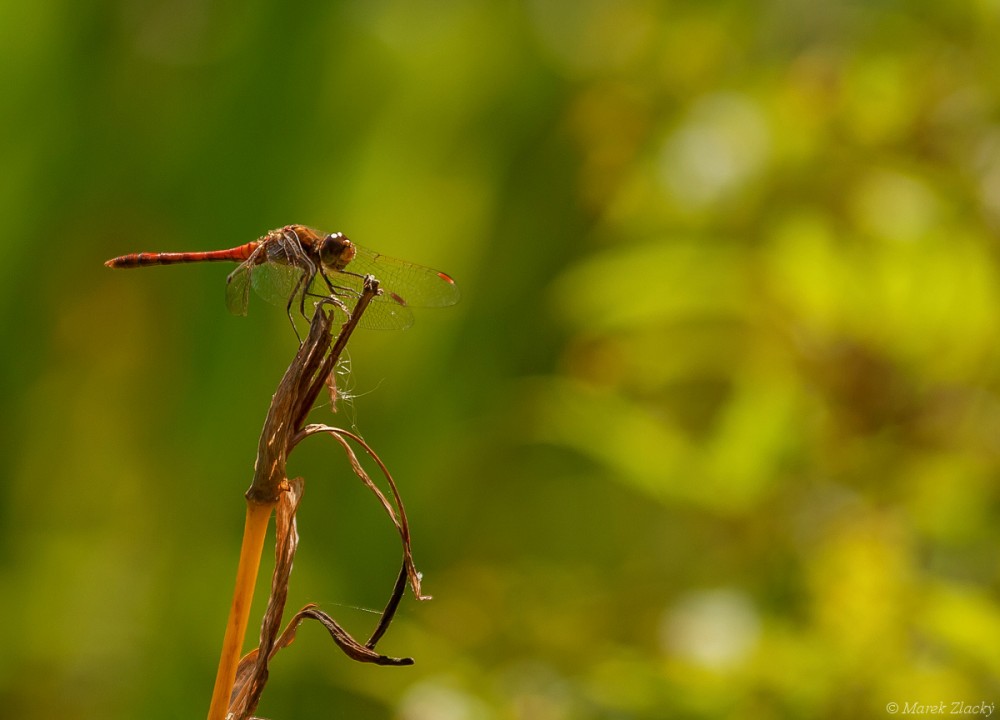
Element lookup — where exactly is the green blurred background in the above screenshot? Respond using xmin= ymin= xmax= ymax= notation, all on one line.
xmin=2 ymin=1 xmax=999 ymax=718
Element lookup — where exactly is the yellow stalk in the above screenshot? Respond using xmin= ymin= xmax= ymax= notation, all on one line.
xmin=207 ymin=500 xmax=275 ymax=720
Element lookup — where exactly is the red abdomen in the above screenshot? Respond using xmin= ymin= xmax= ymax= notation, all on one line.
xmin=105 ymin=242 xmax=258 ymax=268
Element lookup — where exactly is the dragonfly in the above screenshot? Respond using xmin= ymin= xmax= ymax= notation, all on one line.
xmin=105 ymin=224 xmax=460 ymax=331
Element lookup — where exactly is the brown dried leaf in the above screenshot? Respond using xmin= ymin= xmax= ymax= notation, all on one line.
xmin=276 ymin=605 xmax=413 ymax=666
xmin=293 ymin=424 xmax=428 ymax=602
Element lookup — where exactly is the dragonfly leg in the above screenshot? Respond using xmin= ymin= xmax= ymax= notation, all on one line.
xmin=277 ymin=227 xmax=320 ymax=321
xmin=284 ymin=296 xmax=303 ymax=344
xmin=284 ymin=267 xmax=319 ymax=343
xmin=314 ymin=293 xmax=350 ymax=313
xmin=317 ymin=266 xmax=342 ymax=295
xmin=316 ymin=266 xmax=373 ymax=321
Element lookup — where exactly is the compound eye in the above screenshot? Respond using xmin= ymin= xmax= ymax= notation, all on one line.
xmin=320 ymin=232 xmax=354 ymax=268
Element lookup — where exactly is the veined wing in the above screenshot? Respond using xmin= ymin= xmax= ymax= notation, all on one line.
xmin=341 ymin=245 xmax=461 ymax=308
xmin=306 ymin=270 xmax=415 ymax=330
xmin=225 ymin=260 xmax=305 ymax=316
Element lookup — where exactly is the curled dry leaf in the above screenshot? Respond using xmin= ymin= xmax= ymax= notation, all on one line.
xmin=294 ymin=424 xmax=429 ymax=601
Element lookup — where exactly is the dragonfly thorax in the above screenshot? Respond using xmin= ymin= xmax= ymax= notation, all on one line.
xmin=320 ymin=232 xmax=356 ymax=271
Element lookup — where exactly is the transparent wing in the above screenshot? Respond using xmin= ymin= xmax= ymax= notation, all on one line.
xmin=307 ymin=271 xmax=415 ymax=330
xmin=343 ymin=245 xmax=461 ymax=308
xmin=358 ymin=298 xmax=414 ymax=330
xmin=252 ymin=262 xmax=307 ymax=308
xmin=225 ymin=260 xmax=307 ymax=316
xmin=225 ymin=261 xmax=253 ymax=316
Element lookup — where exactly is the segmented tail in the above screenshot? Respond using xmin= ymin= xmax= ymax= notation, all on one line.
xmin=105 ymin=242 xmax=259 ymax=268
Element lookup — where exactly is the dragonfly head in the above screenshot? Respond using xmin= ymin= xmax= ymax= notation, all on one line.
xmin=319 ymin=232 xmax=356 ymax=270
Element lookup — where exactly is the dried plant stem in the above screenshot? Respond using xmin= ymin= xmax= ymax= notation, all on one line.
xmin=206 ymin=283 xmax=380 ymax=720
xmin=206 ymin=500 xmax=274 ymax=720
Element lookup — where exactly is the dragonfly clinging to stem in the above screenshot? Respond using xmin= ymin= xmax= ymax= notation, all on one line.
xmin=105 ymin=224 xmax=460 ymax=331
